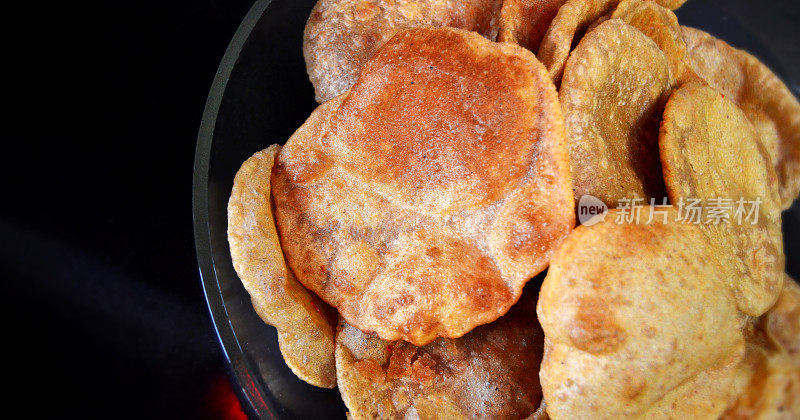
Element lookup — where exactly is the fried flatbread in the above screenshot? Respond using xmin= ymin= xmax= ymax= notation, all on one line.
xmin=611 ymin=0 xmax=696 ymax=84
xmin=682 ymin=26 xmax=800 ymax=209
xmin=303 ymin=0 xmax=503 ymax=103
xmin=537 ymin=0 xmax=684 ymax=84
xmin=336 ymin=289 xmax=544 ymax=420
xmin=659 ymin=83 xmax=784 ymax=316
xmin=227 ymin=144 xmax=337 ymax=388
xmin=497 ymin=0 xmax=566 ymax=52
xmin=537 ymin=0 xmax=624 ymax=84
xmin=560 ymin=19 xmax=671 ymax=206
xmin=539 ymin=207 xmax=747 ymax=419
xmin=274 ymin=27 xmax=574 ymax=345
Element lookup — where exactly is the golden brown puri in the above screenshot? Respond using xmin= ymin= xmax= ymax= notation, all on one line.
xmin=658 ymin=83 xmax=784 ymax=317
xmin=560 ymin=19 xmax=671 ymax=207
xmin=274 ymin=27 xmax=574 ymax=345
xmin=723 ymin=279 xmax=800 ymax=419
xmin=303 ymin=0 xmax=503 ymax=103
xmin=497 ymin=0 xmax=566 ymax=52
xmin=536 ymin=0 xmax=683 ymax=84
xmin=538 ymin=207 xmax=748 ymax=420
xmin=610 ymin=0 xmax=696 ymax=84
xmin=682 ymin=26 xmax=800 ymax=209
xmin=227 ymin=145 xmax=337 ymax=388
xmin=336 ymin=289 xmax=544 ymax=420
xmin=537 ymin=0 xmax=624 ymax=84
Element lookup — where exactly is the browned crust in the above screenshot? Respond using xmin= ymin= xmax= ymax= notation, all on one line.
xmin=275 ymin=27 xmax=574 ymax=345
xmin=336 ymin=290 xmax=544 ymax=419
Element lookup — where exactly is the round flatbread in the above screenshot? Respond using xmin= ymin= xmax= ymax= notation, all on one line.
xmin=682 ymin=26 xmax=800 ymax=209
xmin=227 ymin=144 xmax=337 ymax=388
xmin=659 ymin=83 xmax=785 ymax=316
xmin=336 ymin=289 xmax=544 ymax=420
xmin=537 ymin=0 xmax=684 ymax=84
xmin=303 ymin=0 xmax=503 ymax=103
xmin=560 ymin=19 xmax=672 ymax=207
xmin=611 ymin=0 xmax=696 ymax=84
xmin=537 ymin=0 xmax=624 ymax=84
xmin=275 ymin=27 xmax=574 ymax=345
xmin=539 ymin=207 xmax=747 ymax=419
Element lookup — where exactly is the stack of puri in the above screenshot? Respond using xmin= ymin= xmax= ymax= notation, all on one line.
xmin=227 ymin=0 xmax=800 ymax=418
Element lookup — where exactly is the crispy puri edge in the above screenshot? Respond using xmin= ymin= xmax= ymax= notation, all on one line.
xmin=272 ymin=95 xmax=348 ymax=315
xmin=302 ymin=0 xmax=355 ymax=104
xmin=535 ymin=216 xmax=597 ymax=348
xmin=504 ymin=33 xmax=577 ymax=265
xmin=444 ymin=29 xmax=574 ymax=344
xmin=302 ymin=0 xmax=329 ymax=103
xmin=490 ymin=29 xmax=576 ymax=267
xmin=227 ymin=145 xmax=337 ymax=388
xmin=763 ymin=275 xmax=800 ymax=356
xmin=251 ymin=297 xmax=337 ymax=388
xmin=497 ymin=0 xmax=523 ymax=45
xmin=656 ymin=0 xmax=686 ymax=10
xmin=279 ymin=334 xmax=335 ymax=388
xmin=657 ymin=82 xmax=694 ymax=205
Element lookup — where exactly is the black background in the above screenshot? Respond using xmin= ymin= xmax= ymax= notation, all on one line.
xmin=3 ymin=0 xmax=799 ymax=418
xmin=5 ymin=0 xmax=255 ymax=417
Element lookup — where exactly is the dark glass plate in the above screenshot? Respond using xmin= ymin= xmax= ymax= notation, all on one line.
xmin=193 ymin=0 xmax=800 ymax=418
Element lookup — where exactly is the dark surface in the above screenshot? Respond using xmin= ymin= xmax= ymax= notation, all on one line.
xmin=5 ymin=0 xmax=255 ymax=418
xmin=3 ymin=0 xmax=800 ymax=418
